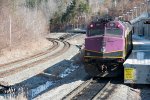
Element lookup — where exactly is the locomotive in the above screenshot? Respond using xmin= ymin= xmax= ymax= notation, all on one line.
xmin=84 ymin=19 xmax=133 ymax=77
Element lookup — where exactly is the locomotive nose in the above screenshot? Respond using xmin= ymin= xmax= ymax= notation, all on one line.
xmin=85 ymin=36 xmax=106 ymax=53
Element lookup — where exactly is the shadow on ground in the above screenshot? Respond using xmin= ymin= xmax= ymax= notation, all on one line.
xmin=2 ymin=50 xmax=88 ymax=100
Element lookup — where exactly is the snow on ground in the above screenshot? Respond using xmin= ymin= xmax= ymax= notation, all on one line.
xmin=0 ymin=32 xmax=83 ymax=86
xmin=31 ymin=81 xmax=54 ymax=98
xmin=30 ymin=62 xmax=80 ymax=98
xmin=34 ymin=80 xmax=84 ymax=100
xmin=0 ymin=32 xmax=83 ymax=99
xmin=58 ymin=63 xmax=79 ymax=78
xmin=33 ymin=65 xmax=87 ymax=100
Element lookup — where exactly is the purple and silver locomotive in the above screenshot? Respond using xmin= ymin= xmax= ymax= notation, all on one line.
xmin=84 ymin=20 xmax=133 ymax=77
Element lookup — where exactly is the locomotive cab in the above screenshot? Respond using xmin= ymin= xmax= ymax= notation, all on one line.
xmin=105 ymin=21 xmax=123 ymax=37
xmin=84 ymin=20 xmax=133 ymax=77
xmin=85 ymin=21 xmax=125 ymax=61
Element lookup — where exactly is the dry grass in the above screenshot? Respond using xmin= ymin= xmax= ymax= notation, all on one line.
xmin=0 ymin=0 xmax=48 ymax=49
xmin=0 ymin=38 xmax=51 ymax=64
xmin=0 ymin=0 xmax=67 ymax=63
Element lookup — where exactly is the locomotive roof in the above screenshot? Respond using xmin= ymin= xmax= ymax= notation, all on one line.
xmin=90 ymin=16 xmax=112 ymax=23
xmin=107 ymin=21 xmax=132 ymax=34
xmin=91 ymin=18 xmax=111 ymax=23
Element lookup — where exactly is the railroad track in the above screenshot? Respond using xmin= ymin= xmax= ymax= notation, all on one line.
xmin=0 ymin=39 xmax=70 ymax=78
xmin=0 ymin=39 xmax=59 ymax=68
xmin=63 ymin=78 xmax=111 ymax=100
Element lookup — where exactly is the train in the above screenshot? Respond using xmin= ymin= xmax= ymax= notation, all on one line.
xmin=84 ymin=19 xmax=133 ymax=77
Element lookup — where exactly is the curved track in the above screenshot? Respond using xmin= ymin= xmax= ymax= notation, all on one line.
xmin=0 ymin=39 xmax=58 ymax=68
xmin=0 ymin=39 xmax=70 ymax=78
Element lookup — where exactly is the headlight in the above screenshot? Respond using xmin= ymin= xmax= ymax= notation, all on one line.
xmin=101 ymin=47 xmax=106 ymax=52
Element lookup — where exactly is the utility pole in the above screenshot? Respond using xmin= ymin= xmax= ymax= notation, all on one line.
xmin=9 ymin=15 xmax=12 ymax=51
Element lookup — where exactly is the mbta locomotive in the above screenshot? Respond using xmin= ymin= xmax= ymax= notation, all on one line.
xmin=84 ymin=19 xmax=133 ymax=77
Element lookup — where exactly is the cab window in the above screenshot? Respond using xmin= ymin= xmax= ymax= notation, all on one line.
xmin=106 ymin=28 xmax=122 ymax=35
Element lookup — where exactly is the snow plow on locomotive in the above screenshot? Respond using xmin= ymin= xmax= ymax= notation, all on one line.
xmin=84 ymin=20 xmax=133 ymax=77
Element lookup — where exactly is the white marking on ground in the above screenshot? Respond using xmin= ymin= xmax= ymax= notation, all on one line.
xmin=31 ymin=81 xmax=54 ymax=98
xmin=31 ymin=62 xmax=79 ymax=98
xmin=58 ymin=63 xmax=79 ymax=78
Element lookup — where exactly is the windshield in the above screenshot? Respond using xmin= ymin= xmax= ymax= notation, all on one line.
xmin=88 ymin=29 xmax=104 ymax=36
xmin=106 ymin=28 xmax=122 ymax=35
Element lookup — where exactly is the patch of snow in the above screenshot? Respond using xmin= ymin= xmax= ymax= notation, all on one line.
xmin=33 ymin=80 xmax=84 ymax=100
xmin=31 ymin=81 xmax=54 ymax=98
xmin=58 ymin=63 xmax=79 ymax=78
xmin=30 ymin=53 xmax=80 ymax=98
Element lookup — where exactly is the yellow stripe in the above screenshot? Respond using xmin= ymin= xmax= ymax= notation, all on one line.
xmin=104 ymin=36 xmax=123 ymax=39
xmin=85 ymin=49 xmax=123 ymax=54
xmin=87 ymin=36 xmax=122 ymax=39
xmin=84 ymin=56 xmax=123 ymax=58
